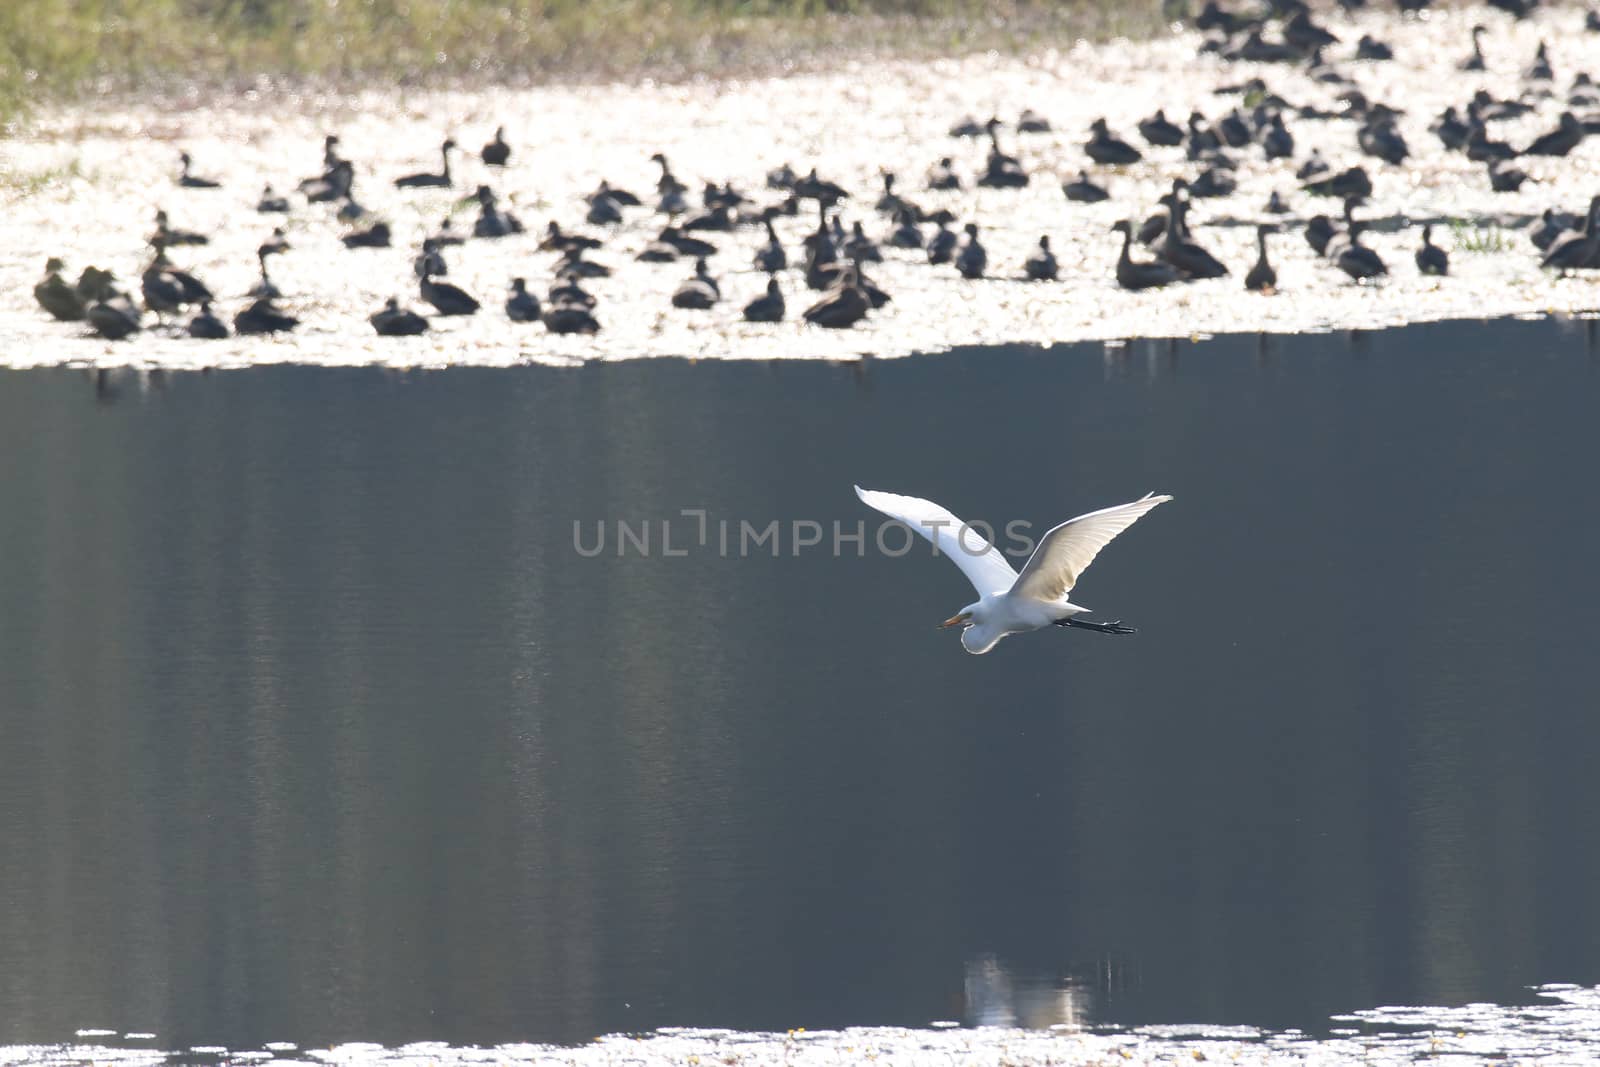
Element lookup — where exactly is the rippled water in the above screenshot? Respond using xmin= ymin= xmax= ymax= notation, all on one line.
xmin=4 ymin=4 xmax=1600 ymax=366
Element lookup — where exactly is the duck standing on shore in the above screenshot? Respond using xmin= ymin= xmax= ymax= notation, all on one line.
xmin=1245 ymin=225 xmax=1277 ymax=292
xmin=1024 ymin=236 xmax=1058 ymax=281
xmin=481 ymin=126 xmax=511 ymax=166
xmin=87 ymin=288 xmax=143 ymax=340
xmin=1112 ymin=220 xmax=1182 ymax=290
xmin=234 ymin=297 xmax=299 ymax=334
xmin=802 ymin=265 xmax=871 ymax=329
xmin=1416 ymin=225 xmax=1450 ymax=276
xmin=395 ymin=139 xmax=457 ymax=189
xmin=955 ymin=223 xmax=988 ymax=279
xmin=188 ymin=301 xmax=229 ymax=339
xmin=177 ymin=151 xmax=221 ymax=189
xmin=743 ymin=276 xmax=786 ymax=322
xmin=1085 ymin=118 xmax=1142 ymax=164
xmin=34 ymin=259 xmax=86 ymax=321
xmin=370 ymin=297 xmax=430 ymax=335
xmin=671 ymin=258 xmax=721 ymax=309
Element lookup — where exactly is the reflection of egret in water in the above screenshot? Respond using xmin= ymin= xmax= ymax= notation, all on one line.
xmin=961 ymin=955 xmax=1092 ymax=1031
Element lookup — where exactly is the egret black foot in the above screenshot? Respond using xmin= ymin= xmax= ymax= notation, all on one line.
xmin=1060 ymin=617 xmax=1137 ymax=635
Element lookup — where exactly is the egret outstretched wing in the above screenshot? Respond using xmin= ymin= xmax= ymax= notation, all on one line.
xmin=1010 ymin=493 xmax=1172 ymax=603
xmin=854 ymin=485 xmax=1018 ymax=596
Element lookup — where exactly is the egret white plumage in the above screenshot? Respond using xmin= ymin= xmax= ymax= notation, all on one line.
xmin=855 ymin=486 xmax=1171 ymax=654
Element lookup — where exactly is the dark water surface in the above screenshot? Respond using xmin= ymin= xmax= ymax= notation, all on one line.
xmin=2 ymin=319 xmax=1599 ymax=1051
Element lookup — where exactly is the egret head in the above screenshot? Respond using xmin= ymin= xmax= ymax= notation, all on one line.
xmin=945 ymin=601 xmax=1005 ymax=654
xmin=940 ymin=601 xmax=983 ymax=630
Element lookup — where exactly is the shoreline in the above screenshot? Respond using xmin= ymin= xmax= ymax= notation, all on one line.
xmin=5 ymin=983 xmax=1600 ymax=1065
xmin=4 ymin=4 xmax=1598 ymax=369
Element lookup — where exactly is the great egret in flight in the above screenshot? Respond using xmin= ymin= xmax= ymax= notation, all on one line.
xmin=855 ymin=486 xmax=1172 ymax=654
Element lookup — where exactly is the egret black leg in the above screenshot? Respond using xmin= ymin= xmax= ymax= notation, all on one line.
xmin=1057 ymin=617 xmax=1137 ymax=635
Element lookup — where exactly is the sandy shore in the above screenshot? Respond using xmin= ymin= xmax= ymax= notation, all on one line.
xmin=2 ymin=4 xmax=1598 ymax=368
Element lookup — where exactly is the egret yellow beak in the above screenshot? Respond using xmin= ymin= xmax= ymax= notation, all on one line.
xmin=940 ymin=612 xmax=972 ymax=629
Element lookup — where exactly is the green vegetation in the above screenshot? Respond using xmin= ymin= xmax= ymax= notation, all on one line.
xmin=0 ymin=157 xmax=83 ymax=195
xmin=0 ymin=0 xmax=1162 ymax=122
xmin=1449 ymin=218 xmax=1510 ymax=254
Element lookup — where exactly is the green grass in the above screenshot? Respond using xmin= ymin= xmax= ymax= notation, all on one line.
xmin=1449 ymin=219 xmax=1510 ymax=254
xmin=0 ymin=158 xmax=84 ymax=196
xmin=0 ymin=0 xmax=1163 ymax=125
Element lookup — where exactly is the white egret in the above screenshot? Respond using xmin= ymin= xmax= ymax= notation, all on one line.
xmin=855 ymin=486 xmax=1172 ymax=654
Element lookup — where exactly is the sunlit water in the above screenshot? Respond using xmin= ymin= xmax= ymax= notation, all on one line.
xmin=5 ymin=5 xmax=1600 ymax=367
xmin=2 ymin=318 xmax=1599 ymax=1064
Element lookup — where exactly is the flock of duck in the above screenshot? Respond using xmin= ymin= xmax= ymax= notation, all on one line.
xmin=27 ymin=0 xmax=1600 ymax=346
